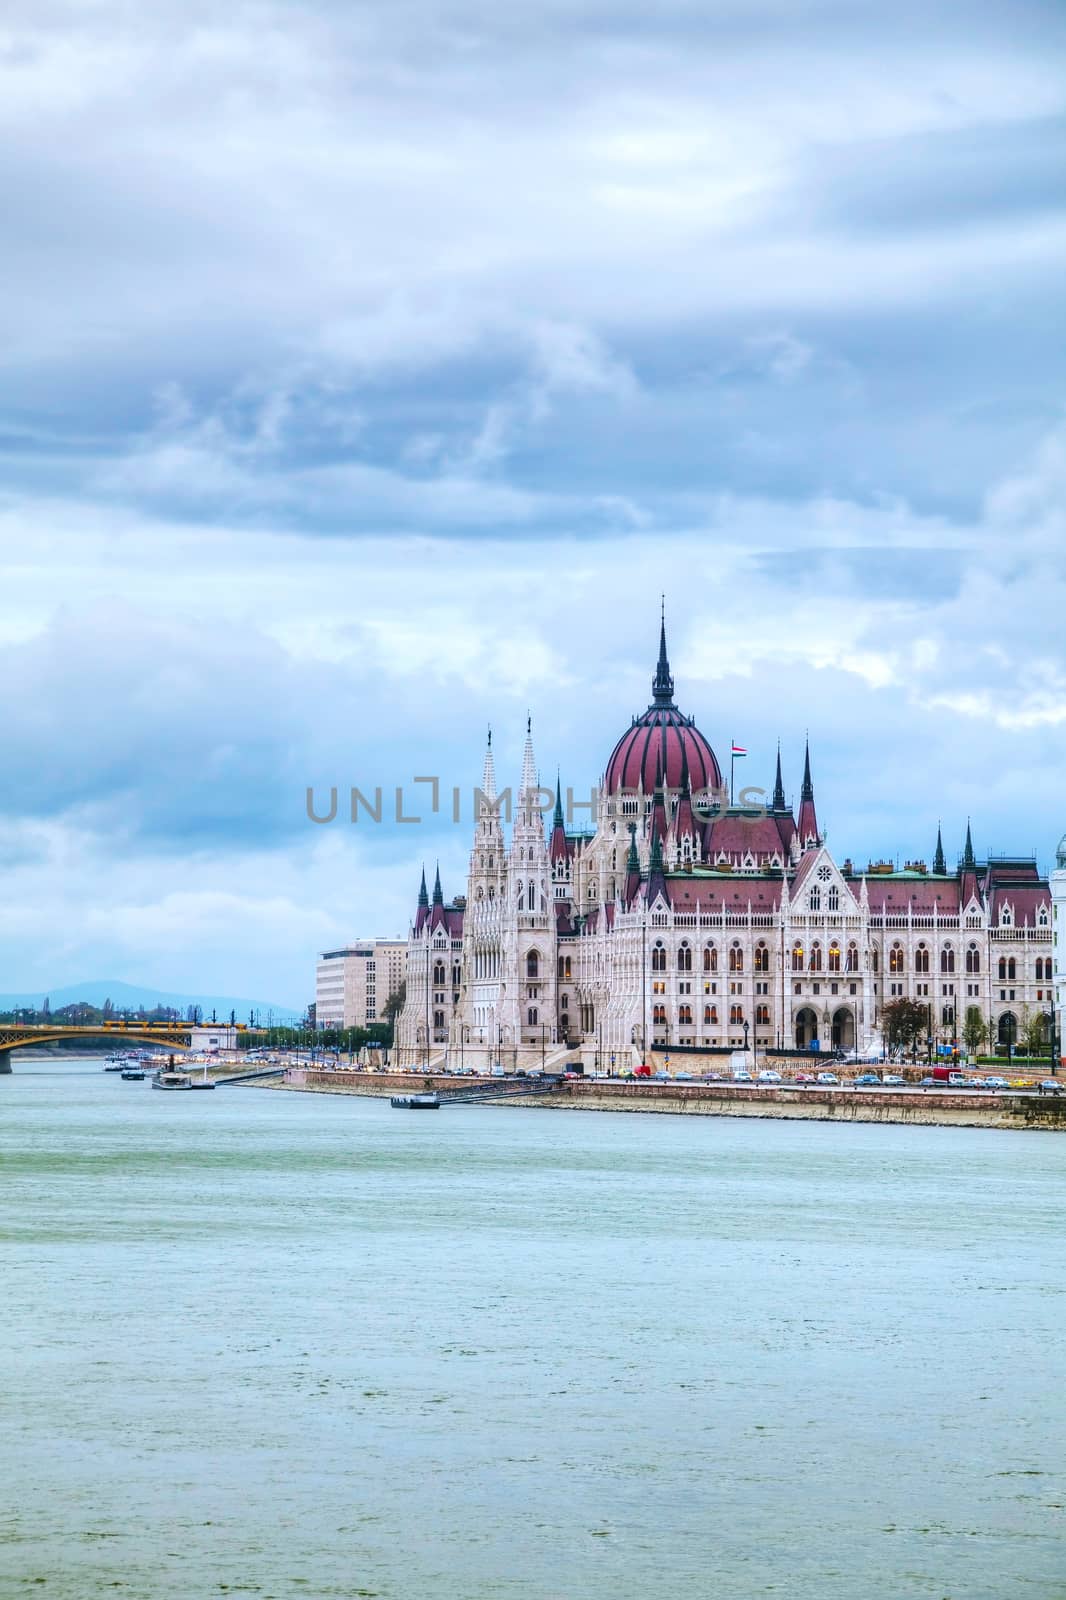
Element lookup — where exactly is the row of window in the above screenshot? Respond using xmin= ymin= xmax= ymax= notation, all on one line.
xmin=651 ymin=1003 xmax=772 ymax=1026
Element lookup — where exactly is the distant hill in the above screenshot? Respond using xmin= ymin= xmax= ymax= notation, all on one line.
xmin=0 ymin=979 xmax=303 ymax=1024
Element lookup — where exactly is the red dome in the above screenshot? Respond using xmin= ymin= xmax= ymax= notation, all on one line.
xmin=604 ymin=705 xmax=722 ymax=795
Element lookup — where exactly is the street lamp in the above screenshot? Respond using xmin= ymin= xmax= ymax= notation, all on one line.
xmin=743 ymin=1018 xmax=750 ymax=1061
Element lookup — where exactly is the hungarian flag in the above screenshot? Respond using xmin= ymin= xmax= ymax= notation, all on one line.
xmin=731 ymin=742 xmax=747 ymax=757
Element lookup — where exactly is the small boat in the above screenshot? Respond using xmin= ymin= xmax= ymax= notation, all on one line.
xmin=188 ymin=1060 xmax=215 ymax=1090
xmin=120 ymin=1067 xmax=146 ymax=1081
xmin=103 ymin=1055 xmax=130 ymax=1072
xmin=390 ymin=1092 xmax=440 ymax=1110
xmin=152 ymin=1069 xmax=193 ymax=1091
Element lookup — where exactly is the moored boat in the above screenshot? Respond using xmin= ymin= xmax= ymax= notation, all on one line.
xmin=390 ymin=1092 xmax=440 ymax=1109
xmin=152 ymin=1069 xmax=193 ymax=1091
xmin=120 ymin=1067 xmax=146 ymax=1081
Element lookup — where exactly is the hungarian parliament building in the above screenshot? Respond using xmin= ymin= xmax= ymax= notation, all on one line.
xmin=395 ymin=619 xmax=1053 ymax=1072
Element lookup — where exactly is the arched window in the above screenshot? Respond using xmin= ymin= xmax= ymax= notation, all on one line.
xmin=433 ymin=961 xmax=446 ymax=987
xmin=940 ymin=947 xmax=955 ymax=974
xmin=810 ymin=887 xmax=821 ymax=912
xmin=704 ymin=944 xmax=718 ymax=972
xmin=528 ymin=880 xmax=536 ymax=912
xmin=809 ymin=942 xmax=822 ymax=972
xmin=792 ymin=943 xmax=804 ymax=972
xmin=653 ymin=1003 xmax=667 ymax=1026
xmin=704 ymin=1004 xmax=717 ymax=1025
xmin=678 ymin=942 xmax=692 ymax=972
xmin=915 ymin=944 xmax=930 ymax=974
xmin=1007 ymin=957 xmax=1016 ymax=981
xmin=526 ymin=950 xmax=539 ymax=979
xmin=652 ymin=942 xmax=666 ymax=973
xmin=827 ymin=885 xmax=839 ymax=912
xmin=890 ymin=945 xmax=904 ymax=974
xmin=527 ymin=1007 xmax=538 ymax=1026
xmin=828 ymin=943 xmax=841 ymax=973
xmin=754 ymin=943 xmax=770 ymax=973
xmin=756 ymin=1003 xmax=770 ymax=1026
xmin=678 ymin=1004 xmax=692 ymax=1025
xmin=517 ymin=883 xmax=525 ymax=911
xmin=998 ymin=956 xmax=1007 ymax=980
xmin=845 ymin=944 xmax=858 ymax=972
xmin=872 ymin=948 xmax=879 ymax=973
xmin=730 ymin=1003 xmax=744 ymax=1024
xmin=729 ymin=944 xmax=744 ymax=973
xmin=966 ymin=945 xmax=980 ymax=974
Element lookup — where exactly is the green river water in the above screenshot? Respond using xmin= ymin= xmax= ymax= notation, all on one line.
xmin=2 ymin=1059 xmax=1064 ymax=1599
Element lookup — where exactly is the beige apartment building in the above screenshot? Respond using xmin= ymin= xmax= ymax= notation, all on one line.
xmin=315 ymin=939 xmax=406 ymax=1031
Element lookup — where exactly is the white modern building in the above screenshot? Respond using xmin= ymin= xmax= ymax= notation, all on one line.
xmin=315 ymin=940 xmax=406 ymax=1031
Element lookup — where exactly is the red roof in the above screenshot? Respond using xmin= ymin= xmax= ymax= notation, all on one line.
xmin=604 ymin=706 xmax=722 ymax=796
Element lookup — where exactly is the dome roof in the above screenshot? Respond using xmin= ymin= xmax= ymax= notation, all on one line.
xmin=603 ymin=615 xmax=722 ymax=796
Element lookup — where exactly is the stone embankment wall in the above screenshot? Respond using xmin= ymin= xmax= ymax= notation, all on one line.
xmin=277 ymin=1069 xmax=1066 ymax=1130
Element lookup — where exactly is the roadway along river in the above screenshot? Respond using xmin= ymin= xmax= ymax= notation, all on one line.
xmin=2 ymin=1057 xmax=1064 ymax=1599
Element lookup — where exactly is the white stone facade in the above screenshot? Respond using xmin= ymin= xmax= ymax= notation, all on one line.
xmin=396 ymin=628 xmax=1054 ymax=1071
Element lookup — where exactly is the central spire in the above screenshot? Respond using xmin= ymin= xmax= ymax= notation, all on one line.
xmin=652 ymin=597 xmax=675 ymax=706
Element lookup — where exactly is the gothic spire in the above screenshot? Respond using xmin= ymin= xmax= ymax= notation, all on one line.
xmin=481 ymin=725 xmax=496 ymax=803
xmin=797 ymin=738 xmax=819 ymax=849
xmin=933 ymin=822 xmax=946 ymax=876
xmin=553 ymin=771 xmax=564 ymax=830
xmin=772 ymin=743 xmax=786 ymax=811
xmin=651 ymin=597 xmax=675 ymax=706
xmin=626 ymin=820 xmax=640 ymax=874
xmin=432 ymin=862 xmax=443 ymax=905
xmin=417 ymin=865 xmax=428 ymax=908
xmin=962 ymin=818 xmax=976 ymax=871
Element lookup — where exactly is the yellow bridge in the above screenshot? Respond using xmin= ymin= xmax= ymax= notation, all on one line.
xmin=0 ymin=1020 xmax=247 ymax=1070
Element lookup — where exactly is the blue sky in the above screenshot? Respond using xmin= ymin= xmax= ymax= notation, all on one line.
xmin=1 ymin=0 xmax=1064 ymax=1006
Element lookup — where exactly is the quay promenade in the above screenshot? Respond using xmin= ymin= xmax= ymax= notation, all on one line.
xmin=274 ymin=1068 xmax=1066 ymax=1130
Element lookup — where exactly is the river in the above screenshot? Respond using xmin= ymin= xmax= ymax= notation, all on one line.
xmin=2 ymin=1058 xmax=1063 ymax=1598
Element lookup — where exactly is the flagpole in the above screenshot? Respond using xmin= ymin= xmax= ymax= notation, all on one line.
xmin=730 ymin=738 xmax=734 ymax=806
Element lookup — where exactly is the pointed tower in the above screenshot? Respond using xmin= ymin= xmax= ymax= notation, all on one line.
xmin=962 ymin=819 xmax=976 ymax=871
xmin=463 ymin=726 xmax=508 ymax=1068
xmin=648 ymin=755 xmax=669 ymax=853
xmin=672 ymin=743 xmax=698 ymax=865
xmin=772 ymin=744 xmax=787 ymax=811
xmin=652 ymin=596 xmax=675 ymax=708
xmin=549 ymin=772 xmax=572 ymax=903
xmin=414 ymin=864 xmax=430 ymax=933
xmin=933 ymin=824 xmax=946 ymax=876
xmin=623 ymin=821 xmax=642 ymax=906
xmin=505 ymin=716 xmax=554 ymax=1063
xmin=797 ymin=738 xmax=820 ymax=849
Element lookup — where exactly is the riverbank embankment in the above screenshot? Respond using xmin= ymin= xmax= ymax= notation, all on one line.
xmin=271 ymin=1069 xmax=1066 ymax=1130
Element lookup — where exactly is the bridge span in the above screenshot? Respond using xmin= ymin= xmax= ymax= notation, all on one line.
xmin=0 ymin=1022 xmax=244 ymax=1071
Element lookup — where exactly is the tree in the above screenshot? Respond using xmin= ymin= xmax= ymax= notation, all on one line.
xmin=382 ymin=980 xmax=407 ymax=1028
xmin=882 ymin=998 xmax=929 ymax=1052
xmin=1022 ymin=1009 xmax=1050 ymax=1059
xmin=962 ymin=1006 xmax=987 ymax=1057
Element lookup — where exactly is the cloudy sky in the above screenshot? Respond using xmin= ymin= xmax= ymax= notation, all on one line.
xmin=2 ymin=0 xmax=1064 ymax=1006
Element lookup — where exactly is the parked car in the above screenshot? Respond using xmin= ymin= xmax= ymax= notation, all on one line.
xmin=675 ymin=1072 xmax=694 ymax=1082
xmin=792 ymin=1071 xmax=815 ymax=1085
xmin=732 ymin=1070 xmax=753 ymax=1083
xmin=919 ymin=1076 xmax=938 ymax=1086
xmin=815 ymin=1071 xmax=839 ymax=1086
xmin=701 ymin=1072 xmax=726 ymax=1083
xmin=1040 ymin=1080 xmax=1062 ymax=1093
xmin=984 ymin=1076 xmax=1009 ymax=1089
xmin=882 ymin=1074 xmax=905 ymax=1086
xmin=756 ymin=1069 xmax=782 ymax=1084
xmin=853 ymin=1073 xmax=881 ymax=1087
